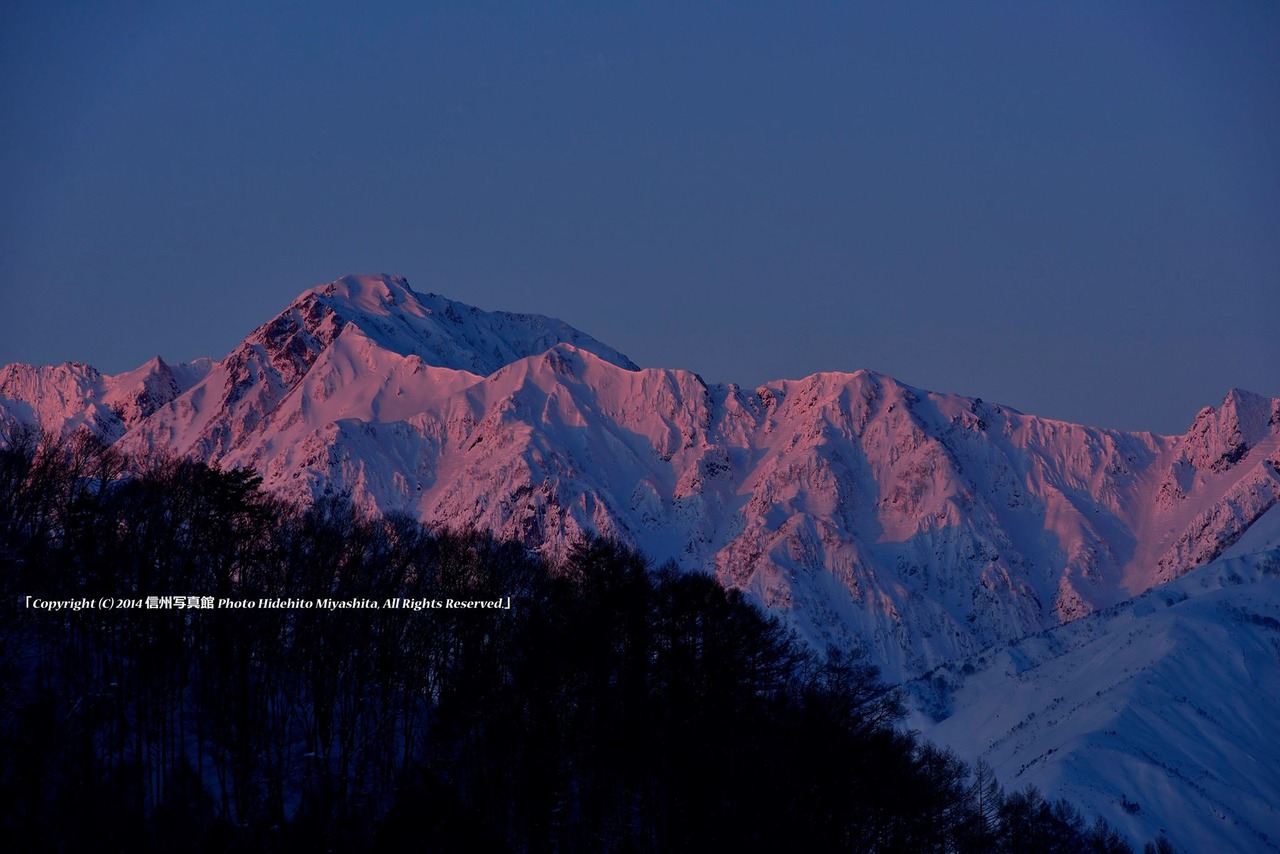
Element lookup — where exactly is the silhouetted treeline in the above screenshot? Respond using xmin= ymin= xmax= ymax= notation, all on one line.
xmin=0 ymin=426 xmax=1174 ymax=852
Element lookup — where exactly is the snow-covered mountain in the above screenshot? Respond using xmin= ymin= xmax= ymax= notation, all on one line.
xmin=0 ymin=355 xmax=212 ymax=441
xmin=6 ymin=273 xmax=1278 ymax=847
xmin=908 ymin=505 xmax=1280 ymax=852
xmin=3 ymin=274 xmax=1278 ymax=684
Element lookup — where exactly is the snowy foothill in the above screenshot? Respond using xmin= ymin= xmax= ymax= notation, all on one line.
xmin=908 ymin=525 xmax=1280 ymax=852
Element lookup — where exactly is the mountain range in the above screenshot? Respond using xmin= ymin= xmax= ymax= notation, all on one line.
xmin=4 ymin=273 xmax=1278 ymax=847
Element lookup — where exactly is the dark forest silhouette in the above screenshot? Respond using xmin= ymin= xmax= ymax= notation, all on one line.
xmin=0 ymin=426 xmax=1173 ymax=852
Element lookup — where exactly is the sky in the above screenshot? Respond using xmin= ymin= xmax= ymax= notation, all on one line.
xmin=1 ymin=1 xmax=1276 ymax=434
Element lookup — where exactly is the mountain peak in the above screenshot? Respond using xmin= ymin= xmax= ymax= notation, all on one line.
xmin=288 ymin=274 xmax=639 ymax=376
xmin=1176 ymin=386 xmax=1279 ymax=474
xmin=309 ymin=273 xmax=416 ymax=314
xmin=1221 ymin=386 xmax=1275 ymax=417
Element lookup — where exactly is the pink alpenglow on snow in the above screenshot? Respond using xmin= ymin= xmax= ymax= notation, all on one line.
xmin=4 ymin=273 xmax=1278 ymax=850
xmin=2 ymin=274 xmax=1276 ymax=681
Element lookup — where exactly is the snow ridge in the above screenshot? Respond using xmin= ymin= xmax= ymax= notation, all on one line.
xmin=2 ymin=275 xmax=1276 ymax=684
xmin=5 ymin=273 xmax=1277 ymax=848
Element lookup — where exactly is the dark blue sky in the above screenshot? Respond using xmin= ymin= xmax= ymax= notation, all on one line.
xmin=2 ymin=2 xmax=1276 ymax=433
